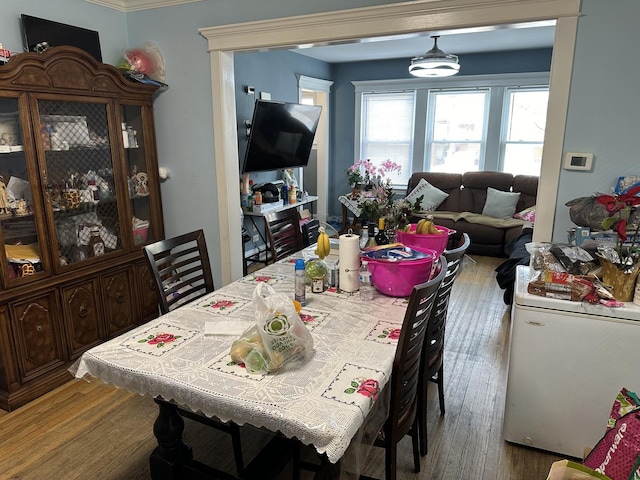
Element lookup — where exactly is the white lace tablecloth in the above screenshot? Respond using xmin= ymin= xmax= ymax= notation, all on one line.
xmin=74 ymin=253 xmax=408 ymax=464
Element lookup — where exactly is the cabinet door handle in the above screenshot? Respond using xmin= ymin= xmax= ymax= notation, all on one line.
xmin=116 ymin=293 xmax=125 ymax=304
xmin=79 ymin=306 xmax=89 ymax=318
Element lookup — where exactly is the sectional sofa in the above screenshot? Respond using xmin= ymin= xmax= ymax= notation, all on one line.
xmin=406 ymin=171 xmax=538 ymax=256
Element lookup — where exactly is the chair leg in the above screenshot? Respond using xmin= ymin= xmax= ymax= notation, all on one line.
xmin=386 ymin=442 xmax=397 ymax=480
xmin=418 ymin=384 xmax=428 ymax=457
xmin=437 ymin=365 xmax=445 ymax=415
xmin=411 ymin=425 xmax=421 ymax=473
xmin=420 ymin=410 xmax=429 ymax=458
xmin=230 ymin=424 xmax=244 ymax=475
xmin=292 ymin=441 xmax=300 ymax=480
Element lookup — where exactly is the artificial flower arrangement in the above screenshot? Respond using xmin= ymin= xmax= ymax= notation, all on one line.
xmin=596 ymin=184 xmax=640 ymax=272
xmin=345 ymin=159 xmax=421 ymax=227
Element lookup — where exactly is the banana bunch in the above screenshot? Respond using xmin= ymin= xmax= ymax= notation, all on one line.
xmin=314 ymin=226 xmax=331 ymax=259
xmin=415 ymin=218 xmax=442 ymax=235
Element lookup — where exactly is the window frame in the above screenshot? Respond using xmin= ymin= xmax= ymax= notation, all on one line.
xmin=353 ymin=72 xmax=550 ymax=184
xmin=499 ymin=86 xmax=550 ymax=175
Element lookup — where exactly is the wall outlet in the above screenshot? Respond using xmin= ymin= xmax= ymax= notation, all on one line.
xmin=252 ymin=234 xmax=260 ymax=243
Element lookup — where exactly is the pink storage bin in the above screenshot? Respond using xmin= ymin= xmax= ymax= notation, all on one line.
xmin=396 ymin=224 xmax=456 ymax=257
xmin=133 ymin=222 xmax=150 ymax=245
xmin=362 ymin=246 xmax=437 ymax=297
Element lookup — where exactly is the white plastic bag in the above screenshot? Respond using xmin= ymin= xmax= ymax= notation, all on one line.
xmin=229 ymin=282 xmax=313 ymax=373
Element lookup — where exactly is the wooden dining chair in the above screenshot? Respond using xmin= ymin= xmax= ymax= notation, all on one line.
xmin=364 ymin=257 xmax=447 ymax=480
xmin=143 ymin=229 xmax=245 ymax=475
xmin=264 ymin=208 xmax=304 ymax=263
xmin=143 ymin=229 xmax=215 ymax=314
xmin=417 ymin=233 xmax=471 ymax=457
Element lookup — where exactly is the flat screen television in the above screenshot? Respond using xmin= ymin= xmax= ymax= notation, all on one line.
xmin=20 ymin=14 xmax=102 ymax=62
xmin=242 ymin=100 xmax=322 ymax=174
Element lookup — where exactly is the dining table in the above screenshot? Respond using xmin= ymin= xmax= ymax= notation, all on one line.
xmin=73 ymin=245 xmax=410 ymax=479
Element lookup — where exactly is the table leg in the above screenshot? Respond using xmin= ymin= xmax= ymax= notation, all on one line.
xmin=149 ymin=399 xmax=193 ymax=480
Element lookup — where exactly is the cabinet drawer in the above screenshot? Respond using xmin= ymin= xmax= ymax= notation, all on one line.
xmin=101 ymin=268 xmax=136 ymax=337
xmin=9 ymin=291 xmax=65 ymax=383
xmin=62 ymin=279 xmax=103 ymax=359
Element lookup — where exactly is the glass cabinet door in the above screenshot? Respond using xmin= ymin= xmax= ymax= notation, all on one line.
xmin=0 ymin=95 xmax=49 ymax=287
xmin=37 ymin=98 xmax=123 ymax=269
xmin=121 ymin=104 xmax=157 ymax=246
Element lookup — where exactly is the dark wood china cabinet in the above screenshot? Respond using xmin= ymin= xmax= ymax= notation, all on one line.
xmin=0 ymin=46 xmax=164 ymax=410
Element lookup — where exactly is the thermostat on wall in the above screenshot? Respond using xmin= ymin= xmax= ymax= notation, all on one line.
xmin=563 ymin=152 xmax=594 ymax=171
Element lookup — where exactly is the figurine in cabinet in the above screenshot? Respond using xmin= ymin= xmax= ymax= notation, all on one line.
xmin=0 ymin=176 xmax=9 ymax=213
xmin=134 ymin=171 xmax=149 ymax=196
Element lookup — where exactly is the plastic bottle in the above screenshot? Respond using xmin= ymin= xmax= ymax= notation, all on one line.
xmin=294 ymin=258 xmax=306 ymax=306
xmin=88 ymin=226 xmax=105 ymax=257
xmin=359 ymin=221 xmax=369 ymax=249
xmin=359 ymin=260 xmax=373 ymax=300
xmin=365 ymin=223 xmax=377 ymax=248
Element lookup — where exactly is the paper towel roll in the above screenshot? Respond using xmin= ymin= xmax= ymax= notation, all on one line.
xmin=339 ymin=233 xmax=361 ymax=292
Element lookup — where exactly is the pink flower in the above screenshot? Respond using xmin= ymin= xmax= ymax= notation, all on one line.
xmin=300 ymin=313 xmax=315 ymax=324
xmin=148 ymin=333 xmax=178 ymax=345
xmin=255 ymin=275 xmax=271 ymax=283
xmin=388 ymin=328 xmax=401 ymax=340
xmin=211 ymin=300 xmax=234 ymax=309
xmin=357 ymin=379 xmax=380 ymax=400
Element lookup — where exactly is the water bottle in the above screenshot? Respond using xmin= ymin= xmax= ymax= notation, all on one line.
xmin=359 ymin=260 xmax=373 ymax=300
xmin=359 ymin=221 xmax=369 ymax=249
xmin=294 ymin=258 xmax=306 ymax=306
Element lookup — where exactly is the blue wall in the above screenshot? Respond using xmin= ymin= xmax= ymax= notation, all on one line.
xmin=0 ymin=0 xmax=639 ymax=285
xmin=0 ymin=1 xmax=127 ymax=63
xmin=328 ymin=48 xmax=552 ymax=218
xmin=553 ymin=0 xmax=640 ymax=240
xmin=234 ymin=49 xmax=332 ymax=185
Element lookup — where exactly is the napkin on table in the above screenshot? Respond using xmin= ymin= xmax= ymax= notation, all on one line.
xmin=204 ymin=321 xmax=247 ymax=336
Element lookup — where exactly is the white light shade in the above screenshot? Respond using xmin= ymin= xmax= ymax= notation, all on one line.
xmin=409 ymin=36 xmax=460 ymax=78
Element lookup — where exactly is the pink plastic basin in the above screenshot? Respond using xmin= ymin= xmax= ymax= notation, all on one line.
xmin=363 ymin=246 xmax=437 ymax=297
xmin=396 ymin=224 xmax=456 ymax=258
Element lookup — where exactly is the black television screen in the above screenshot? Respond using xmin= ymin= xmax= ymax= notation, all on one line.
xmin=21 ymin=14 xmax=102 ymax=62
xmin=242 ymin=100 xmax=322 ymax=174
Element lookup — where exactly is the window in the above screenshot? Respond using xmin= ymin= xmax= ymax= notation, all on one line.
xmin=359 ymin=91 xmax=415 ymax=186
xmin=353 ymin=73 xmax=549 ymax=183
xmin=427 ymin=90 xmax=489 ymax=173
xmin=501 ymin=87 xmax=549 ymax=175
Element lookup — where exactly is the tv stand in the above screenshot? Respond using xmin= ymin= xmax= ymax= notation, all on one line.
xmin=243 ymin=195 xmax=318 ymax=272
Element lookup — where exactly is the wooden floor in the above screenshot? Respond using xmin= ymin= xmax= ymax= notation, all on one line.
xmin=0 ymin=255 xmax=564 ymax=479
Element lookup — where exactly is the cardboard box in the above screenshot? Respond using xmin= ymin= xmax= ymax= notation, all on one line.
xmin=253 ymin=200 xmax=283 ymax=213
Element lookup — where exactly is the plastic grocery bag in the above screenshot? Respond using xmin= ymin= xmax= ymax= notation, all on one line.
xmin=229 ymin=282 xmax=313 ymax=374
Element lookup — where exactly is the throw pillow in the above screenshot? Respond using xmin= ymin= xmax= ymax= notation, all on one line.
xmin=482 ymin=187 xmax=521 ymax=219
xmin=406 ymin=178 xmax=449 ymax=211
xmin=514 ymin=205 xmax=536 ymax=222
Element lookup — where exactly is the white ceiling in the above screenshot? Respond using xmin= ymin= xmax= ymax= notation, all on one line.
xmin=291 ymin=21 xmax=556 ymax=63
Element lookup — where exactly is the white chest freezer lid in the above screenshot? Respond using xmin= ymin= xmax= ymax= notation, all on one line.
xmin=514 ymin=265 xmax=640 ymax=322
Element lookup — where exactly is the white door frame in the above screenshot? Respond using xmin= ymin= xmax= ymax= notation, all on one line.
xmin=298 ymin=75 xmax=333 ymax=224
xmin=200 ymin=0 xmax=580 ymax=286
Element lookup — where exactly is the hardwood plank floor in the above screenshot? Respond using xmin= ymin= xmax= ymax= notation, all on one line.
xmin=0 ymin=255 xmax=565 ymax=479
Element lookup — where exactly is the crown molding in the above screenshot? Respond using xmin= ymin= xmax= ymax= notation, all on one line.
xmin=84 ymin=0 xmax=203 ymax=12
xmin=199 ymin=0 xmax=580 ymax=52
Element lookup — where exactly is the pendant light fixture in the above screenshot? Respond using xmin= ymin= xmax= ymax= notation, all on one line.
xmin=409 ymin=36 xmax=460 ymax=77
